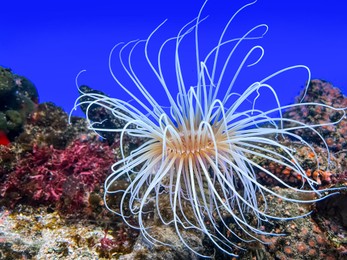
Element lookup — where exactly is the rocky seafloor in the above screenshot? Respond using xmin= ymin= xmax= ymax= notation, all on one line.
xmin=0 ymin=66 xmax=346 ymax=260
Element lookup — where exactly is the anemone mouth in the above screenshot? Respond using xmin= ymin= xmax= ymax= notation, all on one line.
xmin=69 ymin=0 xmax=347 ymax=258
xmin=164 ymin=134 xmax=215 ymax=157
xmin=160 ymin=125 xmax=226 ymax=157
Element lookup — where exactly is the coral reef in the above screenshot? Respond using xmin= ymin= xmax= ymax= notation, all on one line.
xmin=0 ymin=66 xmax=38 ymax=142
xmin=254 ymin=141 xmax=344 ymax=187
xmin=314 ymin=190 xmax=347 ymax=256
xmin=0 ymin=72 xmax=145 ymax=259
xmin=250 ymin=80 xmax=347 ymax=188
xmin=243 ymin=187 xmax=343 ymax=260
xmin=284 ymin=79 xmax=347 ymax=152
xmin=17 ymin=102 xmax=88 ymax=150
xmin=76 ymin=85 xmax=139 ymax=146
xmin=0 ymin=67 xmax=346 ymax=259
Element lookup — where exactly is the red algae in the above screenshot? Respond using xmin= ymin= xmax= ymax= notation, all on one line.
xmin=0 ymin=139 xmax=115 ymax=212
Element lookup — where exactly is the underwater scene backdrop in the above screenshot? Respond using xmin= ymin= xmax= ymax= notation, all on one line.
xmin=0 ymin=0 xmax=347 ymax=259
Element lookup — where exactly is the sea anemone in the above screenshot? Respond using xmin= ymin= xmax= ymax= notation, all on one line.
xmin=70 ymin=0 xmax=345 ymax=257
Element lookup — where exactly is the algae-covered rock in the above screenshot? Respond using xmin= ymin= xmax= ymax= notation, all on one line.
xmin=0 ymin=66 xmax=39 ymax=141
xmin=0 ymin=112 xmax=6 ymax=131
xmin=0 ymin=67 xmax=16 ymax=97
xmin=13 ymin=75 xmax=39 ymax=103
xmin=16 ymin=102 xmax=88 ymax=150
xmin=5 ymin=110 xmax=23 ymax=131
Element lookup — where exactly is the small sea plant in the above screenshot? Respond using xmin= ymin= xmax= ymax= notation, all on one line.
xmin=70 ymin=0 xmax=345 ymax=257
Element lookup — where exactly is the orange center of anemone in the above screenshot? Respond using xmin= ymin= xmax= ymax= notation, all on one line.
xmin=152 ymin=126 xmax=230 ymax=159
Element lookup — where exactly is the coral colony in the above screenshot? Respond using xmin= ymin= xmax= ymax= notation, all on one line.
xmin=71 ymin=0 xmax=345 ymax=257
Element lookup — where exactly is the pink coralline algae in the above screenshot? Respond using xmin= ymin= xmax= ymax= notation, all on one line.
xmin=0 ymin=139 xmax=114 ymax=212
